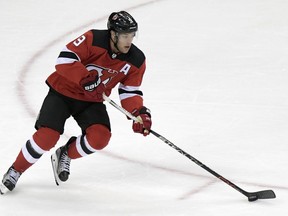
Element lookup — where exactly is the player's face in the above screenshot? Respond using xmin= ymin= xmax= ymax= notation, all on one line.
xmin=113 ymin=32 xmax=136 ymax=53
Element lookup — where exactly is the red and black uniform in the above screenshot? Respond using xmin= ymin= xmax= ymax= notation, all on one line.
xmin=48 ymin=29 xmax=145 ymax=111
xmin=13 ymin=29 xmax=147 ymax=173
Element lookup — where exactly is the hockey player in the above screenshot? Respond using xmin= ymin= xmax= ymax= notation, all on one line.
xmin=0 ymin=11 xmax=152 ymax=194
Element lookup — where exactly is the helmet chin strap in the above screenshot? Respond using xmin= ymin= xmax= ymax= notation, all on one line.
xmin=111 ymin=32 xmax=121 ymax=54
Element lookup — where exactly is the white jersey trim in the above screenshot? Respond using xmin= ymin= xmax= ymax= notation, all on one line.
xmin=56 ymin=46 xmax=81 ymax=65
xmin=75 ymin=135 xmax=97 ymax=157
xmin=22 ymin=138 xmax=46 ymax=164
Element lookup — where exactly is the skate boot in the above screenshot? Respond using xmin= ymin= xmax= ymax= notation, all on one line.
xmin=0 ymin=166 xmax=22 ymax=194
xmin=51 ymin=136 xmax=76 ymax=185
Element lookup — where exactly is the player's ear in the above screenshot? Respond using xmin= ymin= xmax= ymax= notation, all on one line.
xmin=110 ymin=30 xmax=116 ymax=41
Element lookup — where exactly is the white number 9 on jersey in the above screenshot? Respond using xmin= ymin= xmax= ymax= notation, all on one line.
xmin=73 ymin=35 xmax=86 ymax=46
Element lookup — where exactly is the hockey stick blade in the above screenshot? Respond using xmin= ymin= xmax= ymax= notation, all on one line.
xmin=103 ymin=94 xmax=276 ymax=202
xmin=247 ymin=190 xmax=276 ymax=202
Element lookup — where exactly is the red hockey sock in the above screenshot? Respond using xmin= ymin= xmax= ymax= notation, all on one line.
xmin=13 ymin=127 xmax=60 ymax=173
xmin=68 ymin=124 xmax=111 ymax=159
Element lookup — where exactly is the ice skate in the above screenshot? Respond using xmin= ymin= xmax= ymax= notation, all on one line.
xmin=51 ymin=137 xmax=76 ymax=185
xmin=0 ymin=166 xmax=22 ymax=194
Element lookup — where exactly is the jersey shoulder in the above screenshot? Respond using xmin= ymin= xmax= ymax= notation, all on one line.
xmin=126 ymin=44 xmax=145 ymax=68
xmin=90 ymin=29 xmax=110 ymax=49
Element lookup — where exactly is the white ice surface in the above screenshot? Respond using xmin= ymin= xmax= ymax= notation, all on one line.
xmin=0 ymin=0 xmax=287 ymax=215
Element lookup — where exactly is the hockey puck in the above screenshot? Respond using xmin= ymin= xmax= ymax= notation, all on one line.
xmin=248 ymin=195 xmax=258 ymax=202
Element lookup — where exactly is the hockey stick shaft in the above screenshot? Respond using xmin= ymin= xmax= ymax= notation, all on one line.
xmin=103 ymin=94 xmax=275 ymax=201
xmin=148 ymin=129 xmax=249 ymax=196
xmin=149 ymin=129 xmax=275 ymax=201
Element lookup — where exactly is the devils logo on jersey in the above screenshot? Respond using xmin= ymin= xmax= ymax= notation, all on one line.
xmin=86 ymin=64 xmax=118 ymax=85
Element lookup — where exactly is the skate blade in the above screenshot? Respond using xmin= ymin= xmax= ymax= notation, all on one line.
xmin=51 ymin=154 xmax=60 ymax=186
xmin=0 ymin=182 xmax=9 ymax=195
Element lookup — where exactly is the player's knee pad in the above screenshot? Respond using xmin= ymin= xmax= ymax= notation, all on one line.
xmin=32 ymin=127 xmax=60 ymax=150
xmin=85 ymin=124 xmax=111 ymax=150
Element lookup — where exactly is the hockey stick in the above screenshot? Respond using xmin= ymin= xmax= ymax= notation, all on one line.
xmin=103 ymin=94 xmax=276 ymax=202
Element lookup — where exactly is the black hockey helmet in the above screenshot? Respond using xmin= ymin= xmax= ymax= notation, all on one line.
xmin=107 ymin=11 xmax=138 ymax=33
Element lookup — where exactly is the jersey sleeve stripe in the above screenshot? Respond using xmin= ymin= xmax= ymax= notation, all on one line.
xmin=118 ymin=84 xmax=143 ymax=100
xmin=118 ymin=89 xmax=143 ymax=101
xmin=56 ymin=57 xmax=78 ymax=65
xmin=118 ymin=88 xmax=143 ymax=96
xmin=58 ymin=51 xmax=80 ymax=61
xmin=56 ymin=46 xmax=81 ymax=65
xmin=118 ymin=83 xmax=141 ymax=92
xmin=119 ymin=93 xmax=143 ymax=100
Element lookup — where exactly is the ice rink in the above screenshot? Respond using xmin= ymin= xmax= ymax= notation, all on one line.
xmin=0 ymin=0 xmax=287 ymax=215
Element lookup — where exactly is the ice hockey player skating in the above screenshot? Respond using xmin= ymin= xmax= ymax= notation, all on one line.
xmin=0 ymin=11 xmax=152 ymax=194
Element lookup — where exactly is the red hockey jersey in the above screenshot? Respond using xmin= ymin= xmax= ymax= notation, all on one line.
xmin=46 ymin=29 xmax=146 ymax=113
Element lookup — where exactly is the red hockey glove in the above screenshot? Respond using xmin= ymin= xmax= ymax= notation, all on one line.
xmin=80 ymin=72 xmax=105 ymax=101
xmin=132 ymin=106 xmax=152 ymax=136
